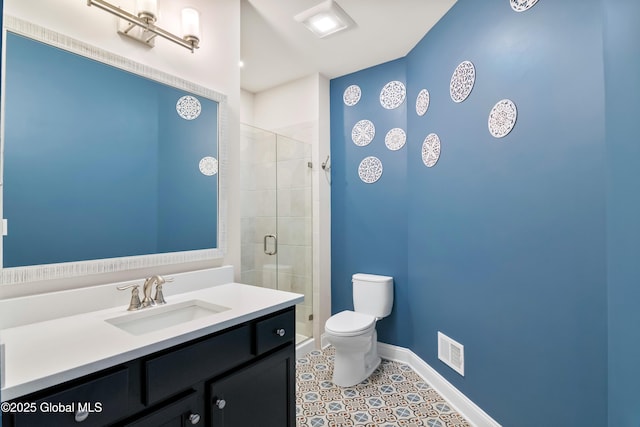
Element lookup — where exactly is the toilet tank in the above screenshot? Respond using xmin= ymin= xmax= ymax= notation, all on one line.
xmin=352 ymin=273 xmax=394 ymax=318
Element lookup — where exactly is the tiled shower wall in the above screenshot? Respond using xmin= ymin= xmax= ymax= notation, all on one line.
xmin=240 ymin=124 xmax=313 ymax=340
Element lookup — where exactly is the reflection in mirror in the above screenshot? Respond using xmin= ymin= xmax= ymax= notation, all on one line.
xmin=1 ymin=17 xmax=227 ymax=285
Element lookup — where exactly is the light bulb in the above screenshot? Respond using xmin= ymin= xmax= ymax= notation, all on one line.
xmin=182 ymin=8 xmax=201 ymax=44
xmin=136 ymin=0 xmax=157 ymax=22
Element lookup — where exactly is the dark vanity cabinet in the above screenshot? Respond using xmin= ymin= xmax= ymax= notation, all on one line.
xmin=1 ymin=307 xmax=296 ymax=427
xmin=209 ymin=346 xmax=295 ymax=426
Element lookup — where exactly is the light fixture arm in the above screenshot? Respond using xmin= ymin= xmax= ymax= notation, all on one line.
xmin=87 ymin=0 xmax=199 ymax=52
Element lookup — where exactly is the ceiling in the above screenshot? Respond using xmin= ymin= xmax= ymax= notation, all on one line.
xmin=240 ymin=0 xmax=458 ymax=94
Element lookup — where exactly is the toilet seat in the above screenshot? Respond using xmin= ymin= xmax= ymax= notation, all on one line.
xmin=325 ymin=310 xmax=376 ymax=336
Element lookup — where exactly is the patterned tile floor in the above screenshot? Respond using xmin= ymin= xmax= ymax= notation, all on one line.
xmin=296 ymin=347 xmax=472 ymax=427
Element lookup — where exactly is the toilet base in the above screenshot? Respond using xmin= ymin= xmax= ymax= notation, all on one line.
xmin=328 ymin=330 xmax=380 ymax=387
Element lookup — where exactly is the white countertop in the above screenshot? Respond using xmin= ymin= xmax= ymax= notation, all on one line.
xmin=0 ymin=281 xmax=303 ymax=401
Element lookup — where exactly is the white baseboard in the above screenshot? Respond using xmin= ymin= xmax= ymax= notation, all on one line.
xmin=320 ymin=332 xmax=330 ymax=349
xmin=296 ymin=336 xmax=317 ymax=359
xmin=377 ymin=342 xmax=501 ymax=427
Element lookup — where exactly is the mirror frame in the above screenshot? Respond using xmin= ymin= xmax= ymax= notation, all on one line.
xmin=0 ymin=16 xmax=227 ymax=285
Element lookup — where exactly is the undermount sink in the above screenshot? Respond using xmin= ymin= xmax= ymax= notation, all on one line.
xmin=106 ymin=300 xmax=230 ymax=336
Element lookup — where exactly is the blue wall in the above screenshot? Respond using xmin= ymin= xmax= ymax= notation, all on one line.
xmin=603 ymin=0 xmax=640 ymax=425
xmin=157 ymin=88 xmax=218 ymax=253
xmin=331 ymin=58 xmax=410 ymax=346
xmin=331 ymin=0 xmax=611 ymax=425
xmin=3 ymin=32 xmax=158 ymax=266
xmin=3 ymin=33 xmax=217 ymax=267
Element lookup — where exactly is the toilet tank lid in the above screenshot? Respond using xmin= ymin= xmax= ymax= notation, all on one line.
xmin=352 ymin=273 xmax=393 ymax=282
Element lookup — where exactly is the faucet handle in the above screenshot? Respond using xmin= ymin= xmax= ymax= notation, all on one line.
xmin=155 ymin=276 xmax=175 ymax=285
xmin=117 ymin=284 xmax=142 ymax=311
xmin=153 ymin=277 xmax=174 ymax=305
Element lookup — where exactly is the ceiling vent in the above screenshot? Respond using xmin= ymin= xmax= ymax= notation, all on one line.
xmin=438 ymin=331 xmax=464 ymax=376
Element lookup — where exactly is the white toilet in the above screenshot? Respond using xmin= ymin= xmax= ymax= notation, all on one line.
xmin=325 ymin=273 xmax=394 ymax=387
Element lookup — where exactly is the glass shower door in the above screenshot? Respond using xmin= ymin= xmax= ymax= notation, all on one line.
xmin=240 ymin=125 xmax=279 ymax=290
xmin=240 ymin=124 xmax=313 ymax=344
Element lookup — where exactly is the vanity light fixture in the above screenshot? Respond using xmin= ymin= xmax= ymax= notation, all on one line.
xmin=294 ymin=0 xmax=356 ymax=39
xmin=86 ymin=0 xmax=200 ymax=52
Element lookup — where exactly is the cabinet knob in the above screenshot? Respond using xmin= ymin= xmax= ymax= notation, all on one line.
xmin=188 ymin=413 xmax=201 ymax=424
xmin=275 ymin=328 xmax=286 ymax=337
xmin=74 ymin=409 xmax=89 ymax=423
xmin=215 ymin=399 xmax=226 ymax=409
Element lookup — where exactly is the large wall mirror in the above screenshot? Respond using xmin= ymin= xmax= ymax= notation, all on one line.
xmin=0 ymin=16 xmax=227 ymax=285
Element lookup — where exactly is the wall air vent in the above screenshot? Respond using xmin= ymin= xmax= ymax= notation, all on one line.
xmin=438 ymin=331 xmax=464 ymax=376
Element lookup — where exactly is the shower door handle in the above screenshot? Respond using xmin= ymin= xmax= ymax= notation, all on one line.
xmin=264 ymin=234 xmax=277 ymax=255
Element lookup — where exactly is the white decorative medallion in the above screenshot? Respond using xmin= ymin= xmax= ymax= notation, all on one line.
xmin=343 ymin=85 xmax=362 ymax=106
xmin=385 ymin=128 xmax=406 ymax=151
xmin=351 ymin=119 xmax=376 ymax=146
xmin=488 ymin=99 xmax=517 ymax=138
xmin=199 ymin=156 xmax=218 ymax=176
xmin=416 ymin=89 xmax=430 ymax=116
xmin=450 ymin=61 xmax=476 ymax=103
xmin=176 ymin=95 xmax=202 ymax=120
xmin=510 ymin=0 xmax=539 ymax=12
xmin=422 ymin=133 xmax=441 ymax=168
xmin=358 ymin=156 xmax=383 ymax=183
xmin=380 ymin=81 xmax=406 ymax=109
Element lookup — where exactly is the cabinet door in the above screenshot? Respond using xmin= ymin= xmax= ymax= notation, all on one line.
xmin=209 ymin=344 xmax=295 ymax=427
xmin=144 ymin=325 xmax=252 ymax=405
xmin=122 ymin=390 xmax=202 ymax=427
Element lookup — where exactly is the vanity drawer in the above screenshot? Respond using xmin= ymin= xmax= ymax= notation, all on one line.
xmin=11 ymin=367 xmax=129 ymax=427
xmin=254 ymin=308 xmax=295 ymax=355
xmin=143 ymin=324 xmax=252 ymax=405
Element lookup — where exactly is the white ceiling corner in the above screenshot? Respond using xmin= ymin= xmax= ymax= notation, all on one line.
xmin=241 ymin=0 xmax=458 ymax=93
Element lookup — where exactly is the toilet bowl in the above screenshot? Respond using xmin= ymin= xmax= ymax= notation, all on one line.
xmin=325 ymin=310 xmax=379 ymax=387
xmin=325 ymin=273 xmax=393 ymax=387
